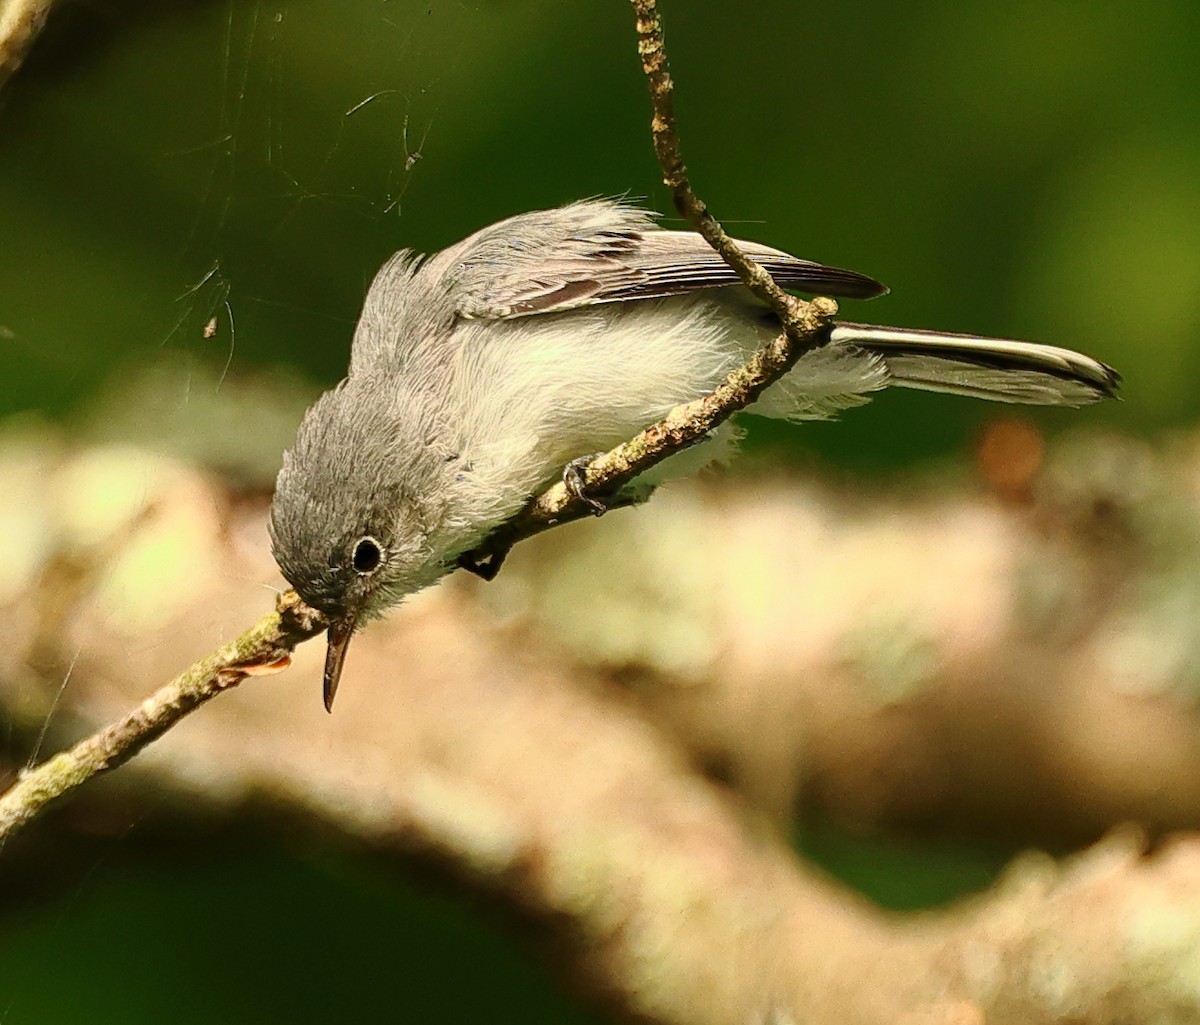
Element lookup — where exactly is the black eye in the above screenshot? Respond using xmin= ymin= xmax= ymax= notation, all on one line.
xmin=352 ymin=536 xmax=383 ymax=574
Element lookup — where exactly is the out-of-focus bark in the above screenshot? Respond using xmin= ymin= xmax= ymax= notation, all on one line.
xmin=475 ymin=422 xmax=1200 ymax=847
xmin=5 ymin=422 xmax=1200 ymax=1023
xmin=0 ymin=0 xmax=53 ymax=89
xmin=6 ymin=421 xmax=1200 ymax=846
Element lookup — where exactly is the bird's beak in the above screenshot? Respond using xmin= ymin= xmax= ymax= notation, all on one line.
xmin=323 ymin=611 xmax=358 ymax=713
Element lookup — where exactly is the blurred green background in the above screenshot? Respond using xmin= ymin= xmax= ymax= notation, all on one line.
xmin=6 ymin=0 xmax=1197 ymax=469
xmin=1 ymin=1 xmax=1197 ymax=1021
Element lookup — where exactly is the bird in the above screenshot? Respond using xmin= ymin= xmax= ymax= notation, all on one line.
xmin=269 ymin=198 xmax=1119 ymax=709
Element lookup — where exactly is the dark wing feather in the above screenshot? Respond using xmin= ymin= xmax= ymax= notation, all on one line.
xmin=588 ymin=231 xmax=888 ymax=306
xmin=445 ymin=201 xmax=887 ymax=320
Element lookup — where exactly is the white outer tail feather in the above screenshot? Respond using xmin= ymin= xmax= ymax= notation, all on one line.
xmin=829 ymin=322 xmax=1121 ymax=407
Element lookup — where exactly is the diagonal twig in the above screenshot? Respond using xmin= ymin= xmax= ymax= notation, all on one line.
xmin=0 ymin=592 xmax=324 ymax=840
xmin=629 ymin=0 xmax=831 ymax=337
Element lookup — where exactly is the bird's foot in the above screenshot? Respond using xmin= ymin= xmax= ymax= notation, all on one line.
xmin=457 ymin=547 xmax=509 ymax=581
xmin=563 ymin=453 xmax=611 ymax=516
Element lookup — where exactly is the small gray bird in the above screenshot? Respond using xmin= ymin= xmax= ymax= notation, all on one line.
xmin=270 ymin=198 xmax=1119 ymax=709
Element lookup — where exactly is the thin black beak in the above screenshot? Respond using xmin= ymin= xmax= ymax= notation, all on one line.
xmin=323 ymin=612 xmax=358 ymax=712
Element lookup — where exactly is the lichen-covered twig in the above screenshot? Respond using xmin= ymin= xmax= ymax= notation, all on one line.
xmin=629 ymin=0 xmax=830 ymax=335
xmin=0 ymin=592 xmax=325 ymax=841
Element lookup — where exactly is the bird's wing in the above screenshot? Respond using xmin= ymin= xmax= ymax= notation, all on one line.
xmin=443 ymin=199 xmax=887 ymax=320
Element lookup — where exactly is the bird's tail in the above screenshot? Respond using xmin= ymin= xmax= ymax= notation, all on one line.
xmin=830 ymin=322 xmax=1120 ymax=406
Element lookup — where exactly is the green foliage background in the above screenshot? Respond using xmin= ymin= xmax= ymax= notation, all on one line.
xmin=7 ymin=1 xmax=1198 ymax=467
xmin=1 ymin=1 xmax=1197 ymax=1021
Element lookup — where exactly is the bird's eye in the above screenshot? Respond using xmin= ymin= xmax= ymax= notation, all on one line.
xmin=352 ymin=536 xmax=383 ymax=574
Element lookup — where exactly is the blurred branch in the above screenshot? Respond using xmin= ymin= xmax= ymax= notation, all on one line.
xmin=4 ymin=397 xmax=1200 ymax=1025
xmin=0 ymin=0 xmax=53 ymax=89
xmin=8 ymin=424 xmax=1200 ymax=1023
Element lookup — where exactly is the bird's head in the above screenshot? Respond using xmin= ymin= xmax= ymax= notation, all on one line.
xmin=269 ymin=376 xmax=449 ymax=710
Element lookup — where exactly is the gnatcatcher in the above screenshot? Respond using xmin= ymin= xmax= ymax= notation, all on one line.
xmin=270 ymin=198 xmax=1119 ymax=709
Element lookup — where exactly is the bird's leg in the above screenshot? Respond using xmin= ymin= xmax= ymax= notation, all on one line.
xmin=457 ymin=547 xmax=510 ymax=581
xmin=457 ymin=476 xmax=656 ymax=585
xmin=563 ymin=452 xmax=613 ymax=516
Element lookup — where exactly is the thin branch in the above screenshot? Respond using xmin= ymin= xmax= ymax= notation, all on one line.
xmin=629 ymin=0 xmax=828 ymax=335
xmin=0 ymin=0 xmax=837 ymax=843
xmin=0 ymin=0 xmax=54 ymax=90
xmin=0 ymin=592 xmax=324 ymax=840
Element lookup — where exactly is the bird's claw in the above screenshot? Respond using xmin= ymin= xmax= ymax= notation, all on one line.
xmin=563 ymin=453 xmax=610 ymax=516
